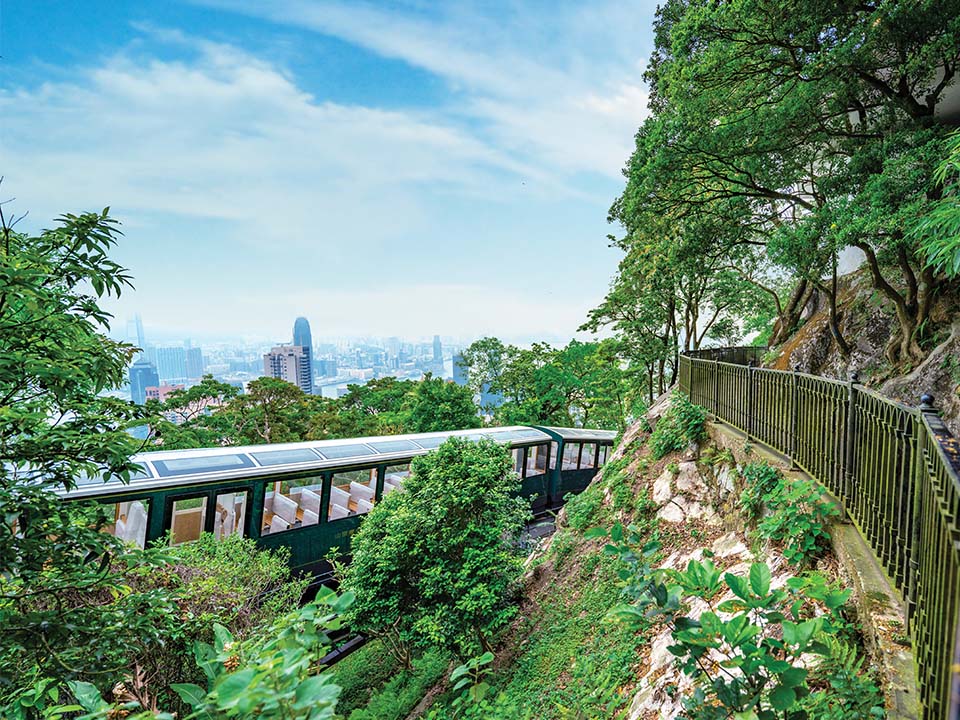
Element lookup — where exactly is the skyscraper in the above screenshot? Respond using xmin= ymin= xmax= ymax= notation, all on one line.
xmin=129 ymin=358 xmax=159 ymax=405
xmin=432 ymin=335 xmax=443 ymax=363
xmin=263 ymin=345 xmax=312 ymax=395
xmin=155 ymin=346 xmax=187 ymax=382
xmin=186 ymin=347 xmax=204 ymax=379
xmin=292 ymin=317 xmax=314 ymax=394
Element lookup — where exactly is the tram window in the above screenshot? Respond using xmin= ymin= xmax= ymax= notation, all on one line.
xmin=562 ymin=443 xmax=580 ymax=470
xmin=579 ymin=443 xmax=597 ymax=469
xmin=525 ymin=444 xmax=549 ymax=476
xmin=383 ymin=464 xmax=410 ymax=496
xmin=105 ymin=499 xmax=150 ymax=548
xmin=170 ymin=497 xmax=207 ymax=545
xmin=317 ymin=444 xmax=376 ymax=460
xmin=512 ymin=448 xmax=525 ymax=477
xmin=414 ymin=436 xmax=448 ymax=449
xmin=329 ymin=468 xmax=378 ymax=521
xmin=549 ymin=442 xmax=559 ymax=470
xmin=214 ymin=491 xmax=247 ymax=540
xmin=598 ymin=446 xmax=610 ymax=467
xmin=262 ymin=477 xmax=324 ymax=535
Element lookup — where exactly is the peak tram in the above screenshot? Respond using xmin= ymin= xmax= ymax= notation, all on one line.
xmin=60 ymin=425 xmax=616 ymax=579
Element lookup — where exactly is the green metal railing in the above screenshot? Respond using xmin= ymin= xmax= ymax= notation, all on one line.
xmin=678 ymin=350 xmax=960 ymax=720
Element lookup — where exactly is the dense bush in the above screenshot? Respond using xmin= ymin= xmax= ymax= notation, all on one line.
xmin=756 ymin=478 xmax=840 ymax=568
xmin=341 ymin=437 xmax=529 ymax=662
xmin=650 ymin=391 xmax=708 ymax=459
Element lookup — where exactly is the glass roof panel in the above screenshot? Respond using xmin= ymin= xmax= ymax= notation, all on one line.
xmin=316 ymin=444 xmax=376 ymax=460
xmin=152 ymin=453 xmax=254 ymax=477
xmin=368 ymin=439 xmax=420 ymax=453
xmin=412 ymin=436 xmax=449 ymax=449
xmin=252 ymin=448 xmax=322 ymax=466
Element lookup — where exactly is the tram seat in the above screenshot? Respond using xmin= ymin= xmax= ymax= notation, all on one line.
xmin=302 ymin=508 xmax=319 ymax=526
xmin=382 ymin=482 xmax=397 ymax=494
xmin=328 ymin=503 xmax=349 ymax=520
xmin=385 ymin=473 xmax=406 ymax=486
xmin=127 ymin=501 xmax=147 ymax=542
xmin=300 ymin=489 xmax=322 ymax=517
xmin=350 ymin=482 xmax=375 ymax=503
xmin=214 ymin=504 xmax=234 ymax=538
xmin=268 ymin=515 xmax=290 ymax=533
xmin=273 ymin=493 xmax=299 ymax=526
xmin=356 ymin=498 xmax=374 ymax=514
xmin=330 ymin=486 xmax=351 ymax=509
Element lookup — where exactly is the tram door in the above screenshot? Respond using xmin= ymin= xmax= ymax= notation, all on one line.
xmin=165 ymin=488 xmax=250 ymax=545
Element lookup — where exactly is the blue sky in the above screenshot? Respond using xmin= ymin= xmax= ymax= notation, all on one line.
xmin=0 ymin=1 xmax=656 ymax=343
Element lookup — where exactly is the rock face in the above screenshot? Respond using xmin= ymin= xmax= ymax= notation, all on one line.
xmin=626 ymin=455 xmax=820 ymax=720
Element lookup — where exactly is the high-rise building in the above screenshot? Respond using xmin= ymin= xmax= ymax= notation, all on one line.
xmin=129 ymin=358 xmax=159 ymax=405
xmin=432 ymin=335 xmax=443 ymax=363
xmin=186 ymin=347 xmax=204 ymax=379
xmin=155 ymin=346 xmax=187 ymax=382
xmin=292 ymin=317 xmax=314 ymax=394
xmin=263 ymin=345 xmax=312 ymax=395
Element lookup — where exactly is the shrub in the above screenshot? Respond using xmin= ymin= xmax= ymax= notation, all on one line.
xmin=650 ymin=391 xmax=707 ymax=459
xmin=606 ymin=536 xmax=872 ymax=720
xmin=737 ymin=462 xmax=782 ymax=522
xmin=756 ymin=478 xmax=839 ymax=567
xmin=341 ymin=437 xmax=529 ymax=661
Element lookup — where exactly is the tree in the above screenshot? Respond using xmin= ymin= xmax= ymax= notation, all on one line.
xmin=622 ymin=0 xmax=960 ymax=364
xmin=0 ymin=204 xmax=174 ymax=691
xmin=221 ymin=376 xmax=310 ymax=445
xmin=915 ymin=129 xmax=960 ymax=277
xmin=340 ymin=437 xmax=528 ymax=663
xmin=146 ymin=375 xmax=240 ymax=449
xmin=404 ymin=374 xmax=480 ymax=433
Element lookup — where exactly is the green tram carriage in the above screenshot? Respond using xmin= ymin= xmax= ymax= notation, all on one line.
xmin=60 ymin=425 xmax=617 ymax=579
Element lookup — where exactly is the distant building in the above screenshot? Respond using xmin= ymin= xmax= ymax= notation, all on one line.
xmin=155 ymin=346 xmax=187 ymax=382
xmin=452 ymin=353 xmax=468 ymax=386
xmin=186 ymin=347 xmax=204 ymax=379
xmin=433 ymin=335 xmax=443 ymax=363
xmin=263 ymin=345 xmax=312 ymax=395
xmin=292 ymin=317 xmax=314 ymax=394
xmin=318 ymin=358 xmax=338 ymax=377
xmin=129 ymin=359 xmax=159 ymax=405
xmin=145 ymin=384 xmax=185 ymax=403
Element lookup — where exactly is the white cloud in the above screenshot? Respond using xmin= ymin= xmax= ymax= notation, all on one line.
xmin=195 ymin=0 xmax=653 ymax=178
xmin=1 ymin=7 xmax=646 ymax=340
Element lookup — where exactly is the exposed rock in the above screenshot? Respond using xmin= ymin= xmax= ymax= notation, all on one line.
xmin=652 ymin=468 xmax=673 ymax=504
xmin=674 ymin=461 xmax=706 ymax=494
xmin=712 ymin=531 xmax=748 ymax=558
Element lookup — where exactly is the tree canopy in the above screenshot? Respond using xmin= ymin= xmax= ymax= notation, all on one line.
xmin=594 ymin=0 xmax=960 ymax=390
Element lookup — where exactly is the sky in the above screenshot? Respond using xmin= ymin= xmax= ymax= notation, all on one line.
xmin=0 ymin=0 xmax=657 ymax=344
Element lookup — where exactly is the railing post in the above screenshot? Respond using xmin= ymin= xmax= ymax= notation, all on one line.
xmin=747 ymin=360 xmax=756 ymax=440
xmin=789 ymin=365 xmax=799 ymax=469
xmin=842 ymin=371 xmax=859 ymax=519
xmin=907 ymin=392 xmax=936 ymax=625
xmin=712 ymin=359 xmax=719 ymax=416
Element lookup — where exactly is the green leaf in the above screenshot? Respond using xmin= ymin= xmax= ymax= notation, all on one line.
xmin=769 ymin=685 xmax=796 ymax=711
xmin=212 ymin=668 xmax=256 ymax=706
xmin=725 ymin=573 xmax=751 ymax=601
xmin=66 ymin=682 xmax=106 ymax=713
xmin=749 ymin=563 xmax=771 ymax=597
xmin=171 ymin=683 xmax=207 ymax=709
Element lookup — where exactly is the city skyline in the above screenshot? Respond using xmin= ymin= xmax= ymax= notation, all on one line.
xmin=1 ymin=1 xmax=656 ymax=339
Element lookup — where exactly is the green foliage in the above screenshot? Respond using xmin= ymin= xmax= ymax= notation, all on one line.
xmin=459 ymin=337 xmax=633 ymax=430
xmin=650 ymin=391 xmax=707 ymax=459
xmin=913 ymin=129 xmax=960 ymax=277
xmin=346 ymin=649 xmax=449 ymax=720
xmin=737 ymin=462 xmax=782 ymax=522
xmin=330 ymin=641 xmax=403 ymax=715
xmin=342 ymin=437 xmax=529 ymax=660
xmin=403 ymin=373 xmax=481 ymax=433
xmin=756 ymin=478 xmax=840 ymax=568
xmin=0 ymin=207 xmax=181 ymax=706
xmin=607 ymin=532 xmax=877 ymax=720
xmin=800 ymin=638 xmax=885 ymax=719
